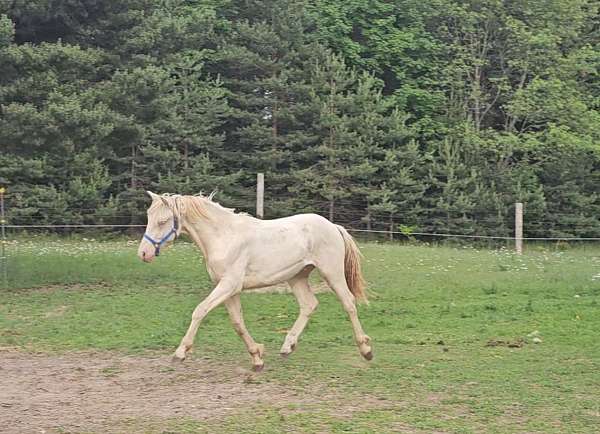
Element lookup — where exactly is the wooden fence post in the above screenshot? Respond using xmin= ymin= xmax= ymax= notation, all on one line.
xmin=0 ymin=187 xmax=6 ymax=288
xmin=256 ymin=173 xmax=264 ymax=219
xmin=515 ymin=202 xmax=523 ymax=255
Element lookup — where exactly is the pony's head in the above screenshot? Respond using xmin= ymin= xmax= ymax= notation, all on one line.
xmin=138 ymin=191 xmax=184 ymax=262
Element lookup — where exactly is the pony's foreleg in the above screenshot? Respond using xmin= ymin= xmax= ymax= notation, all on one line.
xmin=280 ymin=276 xmax=318 ymax=357
xmin=224 ymin=294 xmax=265 ymax=371
xmin=173 ymin=277 xmax=241 ymax=362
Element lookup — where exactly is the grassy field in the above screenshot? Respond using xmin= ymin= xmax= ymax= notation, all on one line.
xmin=2 ymin=236 xmax=600 ymax=433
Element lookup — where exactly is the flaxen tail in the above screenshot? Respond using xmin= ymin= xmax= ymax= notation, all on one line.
xmin=336 ymin=225 xmax=368 ymax=304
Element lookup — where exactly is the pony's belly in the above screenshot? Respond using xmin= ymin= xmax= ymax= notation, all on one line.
xmin=242 ymin=259 xmax=311 ymax=289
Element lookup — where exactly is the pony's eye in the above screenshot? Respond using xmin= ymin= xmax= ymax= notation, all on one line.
xmin=158 ymin=220 xmax=168 ymax=226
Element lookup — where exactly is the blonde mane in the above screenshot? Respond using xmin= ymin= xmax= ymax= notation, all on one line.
xmin=150 ymin=192 xmax=248 ymax=223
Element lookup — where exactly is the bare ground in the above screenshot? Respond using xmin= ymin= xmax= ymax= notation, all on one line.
xmin=0 ymin=349 xmax=395 ymax=434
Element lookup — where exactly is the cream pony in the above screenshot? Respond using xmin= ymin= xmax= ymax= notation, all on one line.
xmin=138 ymin=192 xmax=372 ymax=371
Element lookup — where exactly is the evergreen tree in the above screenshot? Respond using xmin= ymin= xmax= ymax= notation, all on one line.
xmin=0 ymin=1 xmax=598 ymax=237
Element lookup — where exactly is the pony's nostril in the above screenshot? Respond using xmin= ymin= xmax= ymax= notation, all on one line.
xmin=142 ymin=251 xmax=146 ymax=258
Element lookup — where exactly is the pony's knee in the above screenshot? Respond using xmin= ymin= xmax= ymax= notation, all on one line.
xmin=343 ymin=302 xmax=357 ymax=316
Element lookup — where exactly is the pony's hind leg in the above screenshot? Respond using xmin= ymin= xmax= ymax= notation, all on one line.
xmin=224 ymin=294 xmax=265 ymax=371
xmin=319 ymin=266 xmax=373 ymax=360
xmin=280 ymin=270 xmax=318 ymax=357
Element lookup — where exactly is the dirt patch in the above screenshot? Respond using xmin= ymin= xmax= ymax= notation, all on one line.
xmin=44 ymin=305 xmax=69 ymax=318
xmin=7 ymin=283 xmax=116 ymax=294
xmin=485 ymin=339 xmax=525 ymax=348
xmin=0 ymin=349 xmax=384 ymax=434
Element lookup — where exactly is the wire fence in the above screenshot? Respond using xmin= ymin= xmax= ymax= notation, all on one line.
xmin=345 ymin=228 xmax=600 ymax=241
xmin=3 ymin=189 xmax=600 ymax=244
xmin=5 ymin=224 xmax=600 ymax=242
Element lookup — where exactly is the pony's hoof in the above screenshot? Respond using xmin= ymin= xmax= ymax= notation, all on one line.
xmin=363 ymin=351 xmax=374 ymax=361
xmin=172 ymin=348 xmax=187 ymax=363
xmin=252 ymin=363 xmax=264 ymax=372
xmin=171 ymin=354 xmax=185 ymax=363
xmin=279 ymin=343 xmax=296 ymax=358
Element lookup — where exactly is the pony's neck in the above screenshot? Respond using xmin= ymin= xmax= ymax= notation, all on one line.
xmin=181 ymin=197 xmax=239 ymax=259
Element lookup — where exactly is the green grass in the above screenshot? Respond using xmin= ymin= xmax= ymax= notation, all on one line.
xmin=2 ymin=237 xmax=600 ymax=432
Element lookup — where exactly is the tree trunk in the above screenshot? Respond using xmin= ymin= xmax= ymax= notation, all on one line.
xmin=183 ymin=140 xmax=189 ymax=170
xmin=507 ymin=71 xmax=528 ymax=132
xmin=130 ymin=143 xmax=138 ymax=226
xmin=272 ymin=99 xmax=278 ymax=138
xmin=130 ymin=144 xmax=136 ymax=189
xmin=473 ymin=64 xmax=481 ymax=132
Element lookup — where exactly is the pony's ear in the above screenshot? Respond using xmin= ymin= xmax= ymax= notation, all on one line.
xmin=147 ymin=191 xmax=159 ymax=201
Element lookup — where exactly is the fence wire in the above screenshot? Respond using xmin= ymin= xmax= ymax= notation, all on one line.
xmin=5 ymin=223 xmax=600 ymax=241
xmin=3 ymin=189 xmax=600 ymax=242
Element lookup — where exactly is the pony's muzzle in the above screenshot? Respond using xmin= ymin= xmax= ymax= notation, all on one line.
xmin=138 ymin=243 xmax=156 ymax=263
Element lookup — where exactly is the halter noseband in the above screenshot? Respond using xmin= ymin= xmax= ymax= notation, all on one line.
xmin=143 ymin=215 xmax=179 ymax=256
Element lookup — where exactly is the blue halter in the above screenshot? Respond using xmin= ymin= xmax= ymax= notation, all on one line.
xmin=143 ymin=216 xmax=179 ymax=256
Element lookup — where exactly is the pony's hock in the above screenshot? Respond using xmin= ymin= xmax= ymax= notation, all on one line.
xmin=139 ymin=191 xmax=373 ymax=369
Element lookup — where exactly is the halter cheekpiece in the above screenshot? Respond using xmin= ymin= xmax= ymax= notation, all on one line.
xmin=143 ymin=215 xmax=179 ymax=256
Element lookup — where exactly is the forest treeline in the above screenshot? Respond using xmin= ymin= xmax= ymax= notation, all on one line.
xmin=1 ymin=0 xmax=599 ymax=237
